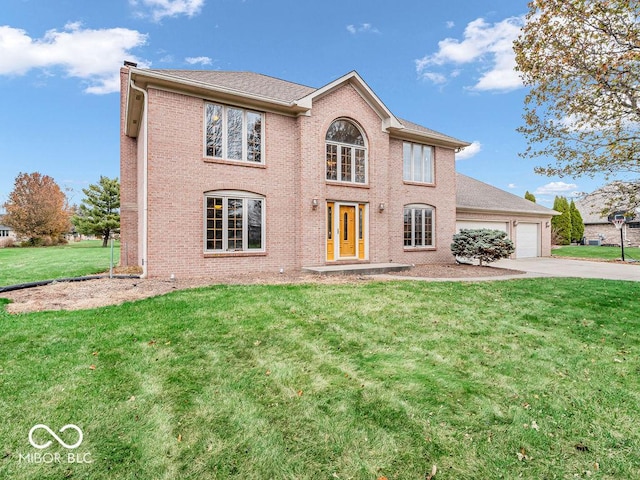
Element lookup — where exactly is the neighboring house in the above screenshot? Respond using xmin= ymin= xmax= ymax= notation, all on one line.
xmin=456 ymin=174 xmax=558 ymax=257
xmin=120 ymin=65 xmax=554 ymax=278
xmin=575 ymin=187 xmax=640 ymax=246
xmin=0 ymin=216 xmax=17 ymax=246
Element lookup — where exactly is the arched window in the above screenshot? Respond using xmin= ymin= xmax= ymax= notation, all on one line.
xmin=404 ymin=204 xmax=435 ymax=248
xmin=325 ymin=119 xmax=367 ymax=184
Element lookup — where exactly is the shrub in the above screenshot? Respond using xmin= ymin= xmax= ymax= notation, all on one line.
xmin=451 ymin=229 xmax=515 ymax=266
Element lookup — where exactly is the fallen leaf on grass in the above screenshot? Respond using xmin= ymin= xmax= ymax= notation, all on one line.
xmin=425 ymin=464 xmax=437 ymax=479
xmin=297 ymin=390 xmax=303 ymax=397
xmin=613 ymin=358 xmax=623 ymax=363
xmin=92 ymin=351 xmax=99 ymax=356
xmin=517 ymin=447 xmax=529 ymax=461
xmin=575 ymin=443 xmax=589 ymax=452
xmin=89 ymin=365 xmax=96 ymax=370
xmin=177 ymin=434 xmax=182 ymax=442
xmin=148 ymin=340 xmax=157 ymax=346
xmin=265 ymin=370 xmax=271 ymax=376
xmin=531 ymin=420 xmax=540 ymax=431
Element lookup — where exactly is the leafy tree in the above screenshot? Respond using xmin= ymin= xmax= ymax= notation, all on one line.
xmin=451 ymin=229 xmax=515 ymax=266
xmin=551 ymin=196 xmax=572 ymax=245
xmin=514 ymin=0 xmax=640 ymax=207
xmin=524 ymin=191 xmax=536 ymax=203
xmin=72 ymin=176 xmax=120 ymax=247
xmin=2 ymin=172 xmax=71 ymax=245
xmin=569 ymin=199 xmax=585 ymax=243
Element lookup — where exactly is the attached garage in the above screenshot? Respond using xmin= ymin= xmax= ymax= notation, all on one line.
xmin=456 ymin=173 xmax=558 ymax=258
xmin=515 ymin=223 xmax=540 ymax=258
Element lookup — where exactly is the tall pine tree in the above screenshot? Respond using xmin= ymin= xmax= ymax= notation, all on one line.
xmin=72 ymin=176 xmax=120 ymax=247
xmin=569 ymin=199 xmax=584 ymax=243
xmin=551 ymin=196 xmax=572 ymax=245
xmin=524 ymin=191 xmax=536 ymax=203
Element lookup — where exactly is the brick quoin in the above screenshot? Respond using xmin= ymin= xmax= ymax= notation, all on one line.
xmin=120 ymin=68 xmax=471 ymax=278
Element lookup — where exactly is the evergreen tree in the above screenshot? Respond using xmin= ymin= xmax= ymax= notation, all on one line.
xmin=569 ymin=199 xmax=584 ymax=243
xmin=451 ymin=229 xmax=515 ymax=266
xmin=72 ymin=176 xmax=120 ymax=247
xmin=524 ymin=191 xmax=536 ymax=203
xmin=551 ymin=196 xmax=572 ymax=245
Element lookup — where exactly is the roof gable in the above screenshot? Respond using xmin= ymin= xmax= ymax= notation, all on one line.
xmin=294 ymin=71 xmax=403 ymax=130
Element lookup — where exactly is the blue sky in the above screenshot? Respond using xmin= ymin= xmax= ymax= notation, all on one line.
xmin=0 ymin=0 xmax=610 ymax=209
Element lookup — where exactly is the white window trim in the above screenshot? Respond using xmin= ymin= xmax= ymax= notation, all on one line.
xmin=403 ymin=142 xmax=434 ymax=184
xmin=404 ymin=204 xmax=435 ymax=248
xmin=204 ymin=190 xmax=266 ymax=253
xmin=204 ymin=103 xmax=265 ymax=164
xmin=325 ymin=119 xmax=368 ymax=185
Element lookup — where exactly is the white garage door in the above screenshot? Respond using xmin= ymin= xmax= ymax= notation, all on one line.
xmin=456 ymin=221 xmax=509 ymax=234
xmin=516 ymin=223 xmax=539 ymax=258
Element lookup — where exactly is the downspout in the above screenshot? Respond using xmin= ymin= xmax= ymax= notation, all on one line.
xmin=129 ymin=78 xmax=149 ymax=278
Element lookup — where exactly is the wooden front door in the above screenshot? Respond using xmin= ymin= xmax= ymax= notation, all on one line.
xmin=339 ymin=205 xmax=356 ymax=257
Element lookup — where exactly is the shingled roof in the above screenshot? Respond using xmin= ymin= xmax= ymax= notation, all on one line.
xmin=139 ymin=69 xmax=466 ymax=146
xmin=146 ymin=70 xmax=317 ymax=104
xmin=457 ymin=173 xmax=558 ymax=216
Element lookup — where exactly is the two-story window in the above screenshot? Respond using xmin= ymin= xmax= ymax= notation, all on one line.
xmin=205 ymin=191 xmax=264 ymax=252
xmin=326 ymin=119 xmax=367 ymax=184
xmin=403 ymin=142 xmax=434 ymax=184
xmin=404 ymin=204 xmax=434 ymax=248
xmin=205 ymin=103 xmax=263 ymax=163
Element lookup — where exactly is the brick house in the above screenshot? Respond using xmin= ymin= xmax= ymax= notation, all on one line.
xmin=576 ymin=185 xmax=640 ymax=246
xmin=120 ymin=65 xmax=554 ymax=278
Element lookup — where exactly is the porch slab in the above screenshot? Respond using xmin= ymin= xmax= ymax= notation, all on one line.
xmin=302 ymin=263 xmax=413 ymax=276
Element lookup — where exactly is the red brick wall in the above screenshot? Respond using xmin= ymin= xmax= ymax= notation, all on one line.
xmin=120 ymin=76 xmax=461 ymax=278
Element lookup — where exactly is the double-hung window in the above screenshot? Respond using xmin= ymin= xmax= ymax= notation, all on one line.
xmin=404 ymin=204 xmax=434 ymax=248
xmin=205 ymin=103 xmax=263 ymax=163
xmin=205 ymin=191 xmax=264 ymax=252
xmin=326 ymin=119 xmax=367 ymax=184
xmin=403 ymin=142 xmax=434 ymax=184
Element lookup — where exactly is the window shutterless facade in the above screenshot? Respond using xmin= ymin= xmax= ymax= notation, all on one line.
xmin=403 ymin=142 xmax=434 ymax=184
xmin=404 ymin=204 xmax=434 ymax=248
xmin=325 ymin=119 xmax=367 ymax=184
xmin=205 ymin=192 xmax=264 ymax=252
xmin=205 ymin=103 xmax=264 ymax=163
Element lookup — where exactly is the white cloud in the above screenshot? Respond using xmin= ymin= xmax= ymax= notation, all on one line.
xmin=0 ymin=23 xmax=148 ymax=94
xmin=534 ymin=181 xmax=578 ymax=195
xmin=185 ymin=56 xmax=212 ymax=65
xmin=416 ymin=16 xmax=524 ymax=92
xmin=130 ymin=0 xmax=205 ymax=22
xmin=446 ymin=21 xmax=455 ymax=29
xmin=346 ymin=23 xmax=380 ymax=35
xmin=455 ymin=140 xmax=481 ymax=160
xmin=507 ymin=183 xmax=517 ymax=189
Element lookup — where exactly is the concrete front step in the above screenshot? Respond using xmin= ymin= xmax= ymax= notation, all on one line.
xmin=302 ymin=263 xmax=413 ymax=276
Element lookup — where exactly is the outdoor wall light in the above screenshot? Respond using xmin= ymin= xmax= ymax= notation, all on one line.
xmin=545 ymin=221 xmax=550 ymax=228
xmin=379 ymin=203 xmax=385 ymax=212
xmin=311 ymin=198 xmax=319 ymax=209
xmin=513 ymin=220 xmax=519 ymax=226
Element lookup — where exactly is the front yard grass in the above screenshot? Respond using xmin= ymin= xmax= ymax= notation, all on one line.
xmin=0 ymin=240 xmax=120 ymax=286
xmin=552 ymin=245 xmax=638 ymax=261
xmin=1 ymin=278 xmax=639 ymax=479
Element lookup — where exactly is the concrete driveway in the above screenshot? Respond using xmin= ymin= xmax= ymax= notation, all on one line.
xmin=494 ymin=257 xmax=640 ymax=282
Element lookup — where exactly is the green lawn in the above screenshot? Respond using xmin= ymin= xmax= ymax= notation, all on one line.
xmin=0 ymin=240 xmax=120 ymax=286
xmin=552 ymin=245 xmax=638 ymax=261
xmin=1 ymin=278 xmax=639 ymax=479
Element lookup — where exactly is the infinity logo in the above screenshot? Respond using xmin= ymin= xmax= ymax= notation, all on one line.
xmin=28 ymin=424 xmax=83 ymax=450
